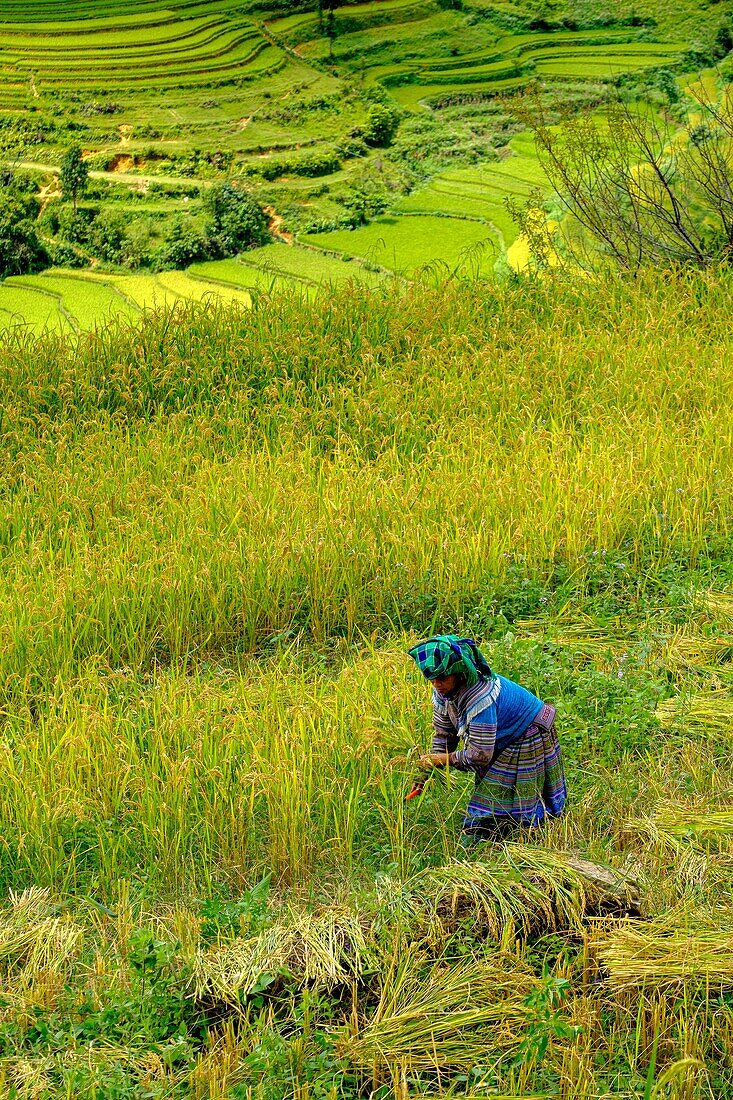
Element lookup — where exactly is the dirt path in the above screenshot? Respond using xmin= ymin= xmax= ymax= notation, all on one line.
xmin=8 ymin=158 xmax=209 ymax=190
xmin=37 ymin=174 xmax=60 ymax=215
xmin=263 ymin=204 xmax=293 ymax=244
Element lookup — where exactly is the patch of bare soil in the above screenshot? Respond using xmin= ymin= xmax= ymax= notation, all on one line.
xmin=238 ymin=117 xmax=251 ymax=130
xmin=37 ymin=176 xmax=60 ymax=215
xmin=107 ymin=154 xmax=145 ymax=173
xmin=263 ymin=204 xmax=293 ymax=245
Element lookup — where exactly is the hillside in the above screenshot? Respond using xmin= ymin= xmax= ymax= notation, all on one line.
xmin=0 ymin=0 xmax=730 ymax=328
xmin=1 ymin=271 xmax=733 ymax=1095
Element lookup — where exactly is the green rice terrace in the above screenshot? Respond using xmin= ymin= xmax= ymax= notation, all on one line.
xmin=0 ymin=0 xmax=729 ymax=327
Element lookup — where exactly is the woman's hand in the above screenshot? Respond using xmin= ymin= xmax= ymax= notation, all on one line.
xmin=418 ymin=752 xmax=449 ymax=770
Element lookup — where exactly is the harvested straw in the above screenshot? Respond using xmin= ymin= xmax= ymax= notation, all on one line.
xmin=0 ymin=888 xmax=82 ymax=977
xmin=661 ymin=627 xmax=733 ymax=677
xmin=339 ymin=948 xmax=535 ymax=1073
xmin=192 ymin=906 xmax=375 ymax=1008
xmin=650 ymin=805 xmax=733 ymax=839
xmin=699 ymin=589 xmax=733 ymax=626
xmin=592 ymin=908 xmax=733 ymax=990
xmin=516 ymin=612 xmax=634 ymax=661
xmin=656 ymin=690 xmax=733 ymax=735
xmin=399 ymin=848 xmax=638 ymax=944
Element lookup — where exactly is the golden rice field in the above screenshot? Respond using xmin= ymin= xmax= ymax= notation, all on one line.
xmin=2 ymin=270 xmax=733 ymax=1097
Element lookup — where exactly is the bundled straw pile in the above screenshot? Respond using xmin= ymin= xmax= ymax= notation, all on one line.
xmin=192 ymin=906 xmax=376 ymax=1008
xmin=593 ymin=908 xmax=733 ymax=991
xmin=656 ymin=689 xmax=733 ymax=736
xmin=397 ymin=848 xmax=639 ymax=944
xmin=0 ymin=888 xmax=82 ymax=978
xmin=339 ymin=949 xmax=536 ymax=1073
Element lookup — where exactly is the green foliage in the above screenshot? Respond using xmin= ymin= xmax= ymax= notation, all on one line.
xmin=0 ymin=190 xmax=48 ymax=279
xmin=362 ymin=103 xmax=402 ymax=147
xmin=203 ymin=182 xmax=270 ymax=255
xmin=60 ymin=144 xmax=89 ymax=214
xmin=514 ymin=974 xmax=580 ymax=1066
xmin=713 ymin=18 xmax=733 ymax=58
xmin=198 ymin=876 xmax=272 ymax=942
xmin=258 ymin=148 xmax=343 ymax=181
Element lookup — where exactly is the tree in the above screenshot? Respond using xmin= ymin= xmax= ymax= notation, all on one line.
xmin=203 ymin=183 xmax=269 ymax=256
xmin=0 ymin=192 xmax=47 ymax=279
xmin=60 ymin=144 xmax=89 ymax=214
xmin=713 ymin=19 xmax=733 ymax=60
xmin=507 ymin=91 xmax=733 ymax=273
xmin=363 ymin=103 xmax=401 ymax=147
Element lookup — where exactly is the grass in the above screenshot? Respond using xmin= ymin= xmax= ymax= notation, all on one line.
xmin=2 ymin=270 xmax=733 ymax=1095
xmin=303 ymin=214 xmax=499 ymax=274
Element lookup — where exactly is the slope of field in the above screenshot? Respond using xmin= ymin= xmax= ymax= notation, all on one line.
xmin=303 ymin=213 xmax=499 ymax=273
xmin=0 ymin=246 xmax=387 ymax=332
xmin=394 ymin=131 xmax=547 ymax=257
xmin=0 ymin=273 xmax=733 ymax=1095
xmin=0 ymin=270 xmax=248 ymax=333
xmin=269 ymin=15 xmax=686 ymax=107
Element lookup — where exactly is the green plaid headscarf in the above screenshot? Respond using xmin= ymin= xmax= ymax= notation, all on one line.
xmin=408 ymin=634 xmax=492 ymax=687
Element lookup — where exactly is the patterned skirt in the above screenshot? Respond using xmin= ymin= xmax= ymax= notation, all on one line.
xmin=463 ymin=711 xmax=567 ymax=832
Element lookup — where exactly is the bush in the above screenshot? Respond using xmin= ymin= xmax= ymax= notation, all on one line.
xmin=44 ymin=240 xmax=87 ymax=268
xmin=203 ymin=183 xmax=269 ymax=255
xmin=363 ymin=104 xmax=401 ymax=147
xmin=713 ymin=18 xmax=733 ymax=58
xmin=153 ymin=224 xmax=210 ymax=271
xmin=0 ymin=192 xmax=48 ymax=278
xmin=259 ymin=149 xmax=342 ymax=181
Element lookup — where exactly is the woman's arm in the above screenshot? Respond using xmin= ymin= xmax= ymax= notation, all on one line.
xmin=419 ymin=703 xmax=458 ymax=769
xmin=449 ymin=712 xmax=497 ymax=772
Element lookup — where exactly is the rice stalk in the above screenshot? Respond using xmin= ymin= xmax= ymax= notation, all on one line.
xmin=516 ymin=612 xmax=634 ymax=661
xmin=660 ymin=628 xmax=733 ymax=677
xmin=651 ymin=805 xmax=733 ymax=838
xmin=192 ymin=906 xmax=376 ymax=1007
xmin=698 ymin=589 xmax=733 ymax=626
xmin=592 ymin=908 xmax=733 ymax=990
xmin=339 ymin=948 xmax=535 ymax=1072
xmin=0 ymin=888 xmax=82 ymax=977
xmin=656 ymin=690 xmax=733 ymax=735
xmin=400 ymin=848 xmax=636 ymax=944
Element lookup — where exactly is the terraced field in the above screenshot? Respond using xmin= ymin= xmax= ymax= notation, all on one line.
xmin=0 ymin=245 xmax=387 ymax=333
xmin=0 ymin=268 xmax=251 ymax=333
xmin=394 ymin=132 xmax=546 ymax=260
xmin=0 ymin=8 xmax=283 ymax=97
xmin=268 ymin=15 xmax=686 ymax=108
xmin=0 ymin=0 xmax=725 ymax=328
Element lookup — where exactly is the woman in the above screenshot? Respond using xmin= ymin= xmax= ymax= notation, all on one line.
xmin=408 ymin=634 xmax=566 ymax=837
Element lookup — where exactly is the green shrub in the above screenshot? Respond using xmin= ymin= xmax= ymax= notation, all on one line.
xmin=259 ymin=149 xmax=342 ymax=181
xmin=0 ymin=192 xmax=47 ymax=278
xmin=203 ymin=182 xmax=270 ymax=255
xmin=362 ymin=104 xmax=401 ymax=147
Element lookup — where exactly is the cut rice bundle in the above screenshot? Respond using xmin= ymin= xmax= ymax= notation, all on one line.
xmin=592 ymin=908 xmax=733 ymax=990
xmin=192 ymin=906 xmax=375 ymax=1007
xmin=339 ymin=948 xmax=536 ymax=1073
xmin=400 ymin=848 xmax=638 ymax=943
xmin=661 ymin=628 xmax=733 ymax=677
xmin=0 ymin=888 xmax=82 ymax=978
xmin=656 ymin=690 xmax=733 ymax=735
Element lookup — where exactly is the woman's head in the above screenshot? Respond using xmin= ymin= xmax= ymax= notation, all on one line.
xmin=408 ymin=634 xmax=492 ymax=688
xmin=430 ymin=672 xmax=465 ymax=697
